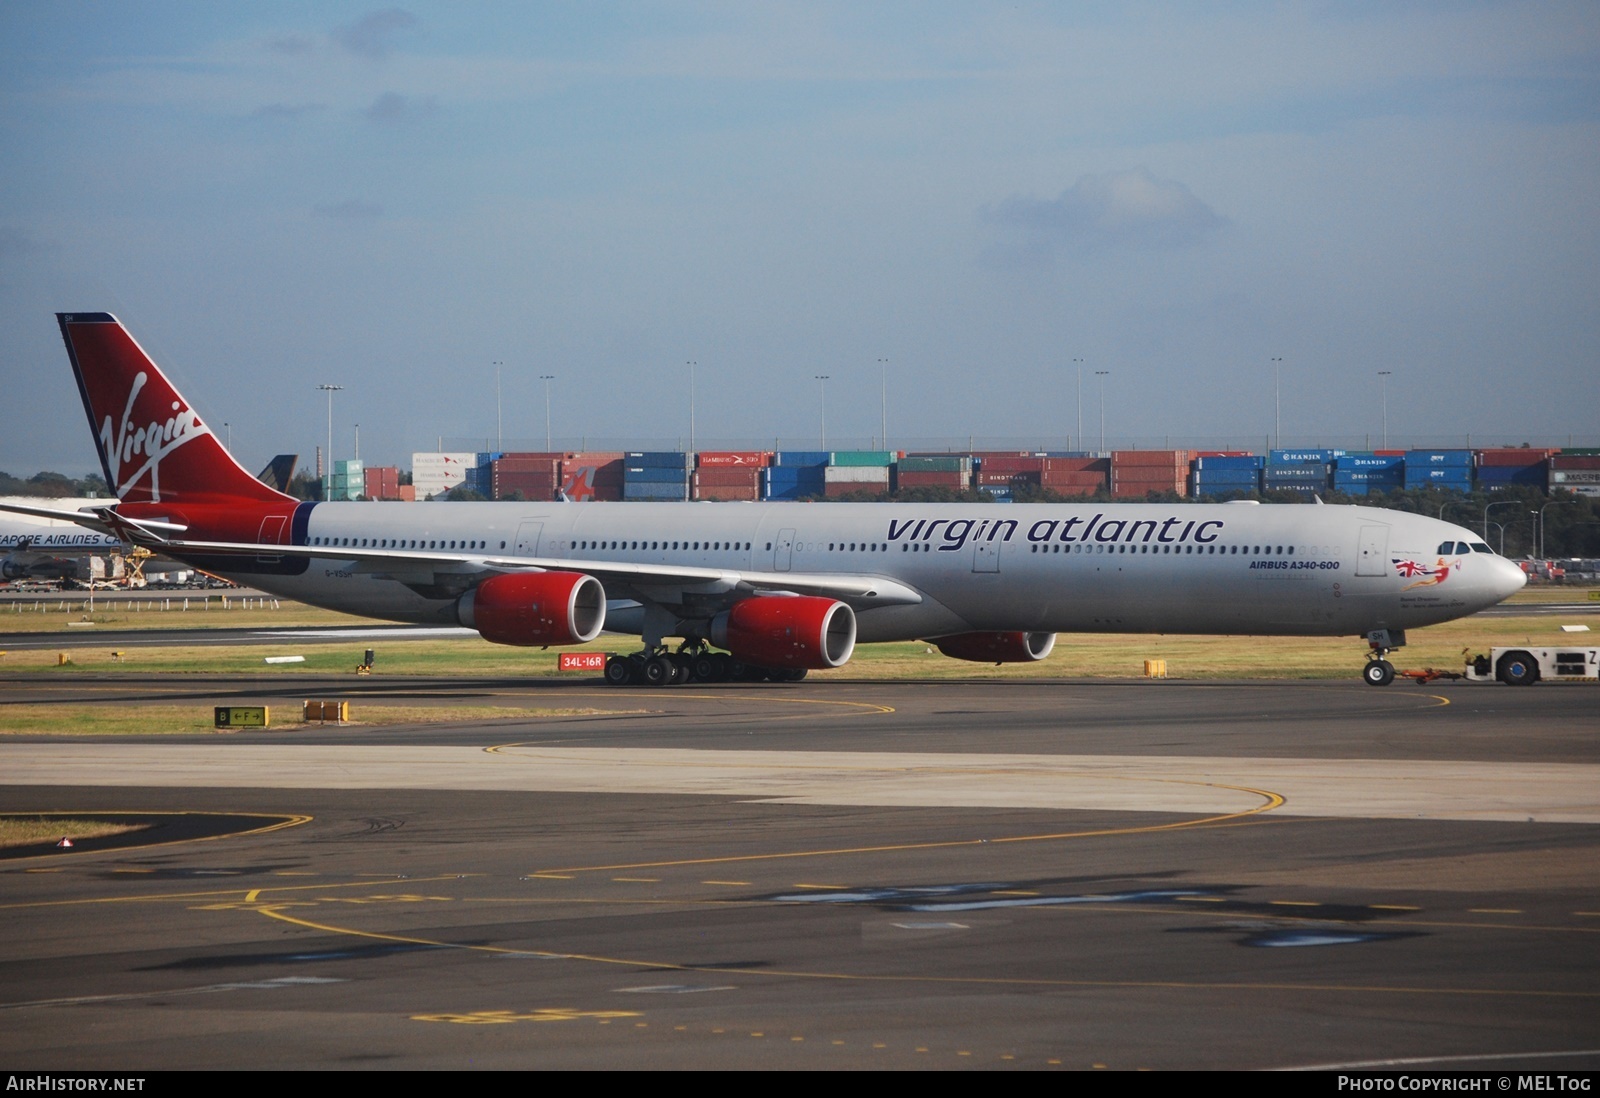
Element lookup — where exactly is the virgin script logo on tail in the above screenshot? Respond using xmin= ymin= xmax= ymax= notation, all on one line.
xmin=100 ymin=370 xmax=209 ymax=502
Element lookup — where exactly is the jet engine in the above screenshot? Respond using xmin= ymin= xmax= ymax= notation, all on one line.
xmin=710 ymin=596 xmax=856 ymax=670
xmin=457 ymin=571 xmax=606 ymax=647
xmin=932 ymin=631 xmax=1056 ymax=664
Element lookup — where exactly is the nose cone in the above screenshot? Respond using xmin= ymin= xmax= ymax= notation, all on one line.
xmin=1486 ymin=556 xmax=1528 ymax=604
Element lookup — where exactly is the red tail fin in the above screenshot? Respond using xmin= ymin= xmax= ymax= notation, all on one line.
xmin=58 ymin=313 xmax=292 ymax=506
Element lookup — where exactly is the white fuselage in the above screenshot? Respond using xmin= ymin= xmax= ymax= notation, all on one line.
xmin=216 ymin=500 xmax=1524 ymax=642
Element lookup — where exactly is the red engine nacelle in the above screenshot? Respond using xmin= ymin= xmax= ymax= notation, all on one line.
xmin=457 ymin=571 xmax=606 ymax=647
xmin=709 ymin=596 xmax=856 ymax=670
xmin=932 ymin=631 xmax=1056 ymax=664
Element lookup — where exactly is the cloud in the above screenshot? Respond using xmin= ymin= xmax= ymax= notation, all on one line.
xmin=314 ymin=199 xmax=384 ymax=220
xmin=0 ymin=227 xmax=53 ymax=261
xmin=984 ymin=168 xmax=1228 ymax=258
xmin=363 ymin=91 xmax=436 ymax=123
xmin=251 ymin=102 xmax=328 ymax=119
xmin=334 ymin=9 xmax=417 ymax=59
xmin=267 ymin=33 xmax=316 ymax=56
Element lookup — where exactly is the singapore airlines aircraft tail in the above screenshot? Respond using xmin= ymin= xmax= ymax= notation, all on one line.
xmin=15 ymin=312 xmax=1528 ymax=688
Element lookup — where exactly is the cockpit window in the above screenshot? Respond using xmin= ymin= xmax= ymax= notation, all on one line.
xmin=1470 ymin=542 xmax=1493 ymax=554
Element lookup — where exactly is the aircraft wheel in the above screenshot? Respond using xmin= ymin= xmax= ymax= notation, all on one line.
xmin=603 ymin=656 xmax=634 ymax=686
xmin=1496 ymin=650 xmax=1539 ymax=686
xmin=773 ymin=668 xmax=808 ymax=683
xmin=642 ymin=656 xmax=673 ymax=686
xmin=1361 ymin=659 xmax=1395 ymax=687
xmin=691 ymin=653 xmax=720 ymax=682
xmin=667 ymin=654 xmax=691 ymax=685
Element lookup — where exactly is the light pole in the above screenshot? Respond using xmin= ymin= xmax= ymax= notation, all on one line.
xmin=1072 ymin=358 xmax=1084 ymax=450
xmin=1484 ymin=499 xmax=1526 ymax=547
xmin=1095 ymin=370 xmax=1109 ymax=452
xmin=1271 ymin=357 xmax=1283 ymax=450
xmin=316 ymin=384 xmax=342 ymax=490
xmin=1378 ymin=370 xmax=1392 ymax=449
xmin=493 ymin=362 xmax=503 ymax=450
xmin=877 ymin=358 xmax=889 ymax=451
xmin=540 ymin=376 xmax=555 ymax=452
xmin=686 ymin=361 xmax=696 ymax=459
xmin=1538 ymin=500 xmax=1579 ymax=560
xmin=814 ymin=375 xmax=830 ymax=449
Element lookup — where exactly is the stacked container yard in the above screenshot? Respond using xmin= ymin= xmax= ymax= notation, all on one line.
xmin=975 ymin=455 xmax=1046 ymax=501
xmin=1263 ymin=450 xmax=1337 ymax=496
xmin=1475 ymin=449 xmax=1553 ymax=493
xmin=363 ymin=466 xmax=402 ymax=501
xmin=763 ymin=452 xmax=829 ymax=500
xmin=411 ymin=453 xmax=476 ymax=499
xmin=1403 ymin=449 xmax=1473 ymax=492
xmin=561 ymin=452 xmax=625 ymax=501
xmin=1039 ymin=456 xmax=1108 ymax=497
xmin=1549 ymin=449 xmax=1600 ymax=498
xmin=325 ymin=458 xmax=363 ymax=501
xmin=693 ymin=451 xmax=769 ymax=501
xmin=894 ymin=455 xmax=973 ymax=494
xmin=1331 ymin=453 xmax=1405 ymax=496
xmin=1110 ymin=450 xmax=1189 ymax=498
xmin=490 ymin=453 xmax=562 ymax=500
xmin=623 ymin=451 xmax=690 ymax=501
xmin=1189 ymin=453 xmax=1263 ymax=498
xmin=824 ymin=451 xmax=893 ymax=498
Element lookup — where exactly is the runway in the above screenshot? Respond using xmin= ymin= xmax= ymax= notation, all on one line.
xmin=1 ymin=676 xmax=1597 ymax=1070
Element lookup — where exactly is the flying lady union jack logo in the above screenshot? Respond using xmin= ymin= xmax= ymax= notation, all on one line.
xmin=1393 ymin=555 xmax=1461 ymax=590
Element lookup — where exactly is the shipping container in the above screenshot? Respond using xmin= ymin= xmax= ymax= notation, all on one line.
xmin=1405 ymin=449 xmax=1473 ymax=467
xmin=694 ymin=485 xmax=761 ymax=501
xmin=899 ymin=456 xmax=973 ymax=473
xmin=1270 ymin=449 xmax=1343 ymax=464
xmin=1477 ymin=448 xmax=1554 ymax=466
xmin=624 ymin=451 xmax=689 ymax=469
xmin=824 ymin=466 xmax=891 ymax=483
xmin=772 ymin=451 xmax=831 ymax=467
xmin=1193 ymin=455 xmax=1264 ymax=470
xmin=622 ymin=480 xmax=689 ymax=501
xmin=830 ymin=450 xmax=895 ymax=467
xmin=694 ymin=467 xmax=763 ymax=488
xmin=696 ymin=451 xmax=770 ymax=468
xmin=1112 ymin=450 xmax=1189 ymax=468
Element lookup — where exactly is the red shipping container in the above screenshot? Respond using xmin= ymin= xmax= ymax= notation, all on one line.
xmin=697 ymin=451 xmax=771 ymax=468
xmin=499 ymin=451 xmax=564 ymax=461
xmin=977 ymin=471 xmax=1042 ymax=486
xmin=694 ymin=485 xmax=761 ymax=501
xmin=694 ymin=467 xmax=763 ymax=487
xmin=824 ymin=482 xmax=885 ymax=498
xmin=1112 ymin=450 xmax=1189 ymax=468
xmin=397 ymin=485 xmax=416 ymax=502
xmin=1551 ymin=455 xmax=1600 ymax=470
xmin=977 ymin=457 xmax=1046 ymax=474
xmin=1040 ymin=470 xmax=1108 ymax=487
xmin=1041 ymin=457 xmax=1109 ymax=473
xmin=1477 ymin=449 xmax=1554 ymax=466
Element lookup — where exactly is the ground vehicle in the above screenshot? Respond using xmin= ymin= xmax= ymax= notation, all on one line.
xmin=1465 ymin=646 xmax=1600 ymax=686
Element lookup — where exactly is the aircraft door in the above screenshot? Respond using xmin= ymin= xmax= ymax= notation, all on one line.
xmin=972 ymin=537 xmax=1000 ymax=573
xmin=1356 ymin=525 xmax=1389 ymax=577
xmin=514 ymin=521 xmax=544 ymax=557
xmin=256 ymin=515 xmax=286 ymax=563
xmin=774 ymin=528 xmax=795 ymax=572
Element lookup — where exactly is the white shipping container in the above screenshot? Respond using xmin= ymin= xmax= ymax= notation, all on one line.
xmin=411 ymin=452 xmax=476 ymax=499
xmin=824 ymin=466 xmax=892 ymax=483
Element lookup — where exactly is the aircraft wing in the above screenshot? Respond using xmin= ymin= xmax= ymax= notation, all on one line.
xmin=107 ymin=534 xmax=924 ymax=610
xmin=0 ymin=499 xmax=187 ymax=543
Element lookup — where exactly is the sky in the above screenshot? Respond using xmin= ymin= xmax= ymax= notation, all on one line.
xmin=2 ymin=2 xmax=1597 ymax=478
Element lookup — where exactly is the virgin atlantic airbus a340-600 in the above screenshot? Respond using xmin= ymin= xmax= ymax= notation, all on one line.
xmin=0 ymin=313 xmax=1525 ymax=687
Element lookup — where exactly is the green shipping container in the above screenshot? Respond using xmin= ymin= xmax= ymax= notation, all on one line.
xmin=830 ymin=451 xmax=896 ymax=467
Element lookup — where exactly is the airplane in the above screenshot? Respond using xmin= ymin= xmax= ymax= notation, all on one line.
xmin=0 ymin=496 xmax=124 ymax=584
xmin=0 ymin=312 xmax=1527 ymax=687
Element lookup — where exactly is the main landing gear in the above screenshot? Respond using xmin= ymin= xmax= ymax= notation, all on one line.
xmin=602 ymin=643 xmax=807 ymax=687
xmin=1361 ymin=628 xmax=1406 ymax=687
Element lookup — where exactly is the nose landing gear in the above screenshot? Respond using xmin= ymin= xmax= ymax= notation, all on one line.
xmin=1362 ymin=628 xmax=1406 ymax=687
